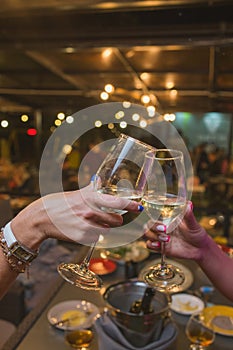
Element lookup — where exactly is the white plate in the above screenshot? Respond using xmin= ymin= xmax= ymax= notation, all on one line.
xmin=138 ymin=258 xmax=194 ymax=293
xmin=47 ymin=300 xmax=100 ymax=330
xmin=170 ymin=293 xmax=205 ymax=315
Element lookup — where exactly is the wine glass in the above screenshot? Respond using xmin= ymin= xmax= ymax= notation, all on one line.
xmin=64 ymin=318 xmax=94 ymax=349
xmin=57 ymin=133 xmax=155 ymax=290
xmin=185 ymin=311 xmax=215 ymax=349
xmin=140 ymin=149 xmax=187 ymax=292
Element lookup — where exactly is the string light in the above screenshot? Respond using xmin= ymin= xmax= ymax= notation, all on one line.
xmin=100 ymin=91 xmax=109 ymax=100
xmin=104 ymin=84 xmax=115 ymax=93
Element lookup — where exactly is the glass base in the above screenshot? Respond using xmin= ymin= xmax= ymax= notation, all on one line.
xmin=141 ymin=263 xmax=185 ymax=292
xmin=57 ymin=263 xmax=103 ymax=291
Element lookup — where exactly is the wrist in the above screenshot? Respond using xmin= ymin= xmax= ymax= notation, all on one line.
xmin=11 ymin=198 xmax=47 ymax=250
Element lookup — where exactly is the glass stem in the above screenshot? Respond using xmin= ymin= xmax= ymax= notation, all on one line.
xmin=80 ymin=241 xmax=97 ymax=270
xmin=160 ymin=241 xmax=166 ymax=268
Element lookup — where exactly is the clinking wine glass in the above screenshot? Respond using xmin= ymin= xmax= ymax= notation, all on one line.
xmin=185 ymin=311 xmax=215 ymax=350
xmin=57 ymin=133 xmax=155 ymax=290
xmin=141 ymin=149 xmax=187 ymax=292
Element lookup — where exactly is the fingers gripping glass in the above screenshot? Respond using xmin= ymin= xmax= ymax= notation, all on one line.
xmin=57 ymin=134 xmax=155 ymax=290
xmin=141 ymin=149 xmax=187 ymax=292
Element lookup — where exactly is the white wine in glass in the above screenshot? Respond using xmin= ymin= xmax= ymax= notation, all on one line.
xmin=57 ymin=133 xmax=155 ymax=290
xmin=141 ymin=149 xmax=187 ymax=292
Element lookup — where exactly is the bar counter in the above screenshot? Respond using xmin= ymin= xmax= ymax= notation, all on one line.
xmin=3 ymin=249 xmax=233 ymax=350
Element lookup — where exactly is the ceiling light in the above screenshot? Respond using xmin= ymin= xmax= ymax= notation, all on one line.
xmin=64 ymin=47 xmax=75 ymax=53
xmin=21 ymin=114 xmax=29 ymax=122
xmin=108 ymin=123 xmax=115 ymax=129
xmin=165 ymin=81 xmax=175 ymax=89
xmin=120 ymin=121 xmax=127 ymax=129
xmin=141 ymin=94 xmax=150 ymax=104
xmin=139 ymin=120 xmax=147 ymax=128
xmin=115 ymin=111 xmax=124 ymax=119
xmin=104 ymin=84 xmax=115 ymax=93
xmin=147 ymin=105 xmax=156 ymax=117
xmin=100 ymin=91 xmax=109 ymax=100
xmin=1 ymin=120 xmax=8 ymax=128
xmin=57 ymin=112 xmax=65 ymax=120
xmin=55 ymin=119 xmax=62 ymax=126
xmin=132 ymin=113 xmax=140 ymax=121
xmin=102 ymin=48 xmax=113 ymax=58
xmin=140 ymin=73 xmax=149 ymax=81
xmin=122 ymin=101 xmax=131 ymax=108
xmin=66 ymin=116 xmax=74 ymax=124
xmin=170 ymin=89 xmax=178 ymax=98
xmin=95 ymin=120 xmax=102 ymax=128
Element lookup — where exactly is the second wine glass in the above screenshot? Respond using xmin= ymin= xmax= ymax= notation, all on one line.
xmin=141 ymin=149 xmax=187 ymax=292
xmin=185 ymin=311 xmax=215 ymax=350
xmin=57 ymin=134 xmax=155 ymax=290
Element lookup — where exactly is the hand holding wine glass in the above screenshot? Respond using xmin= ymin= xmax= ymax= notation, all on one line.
xmin=141 ymin=149 xmax=187 ymax=292
xmin=58 ymin=134 xmax=155 ymax=290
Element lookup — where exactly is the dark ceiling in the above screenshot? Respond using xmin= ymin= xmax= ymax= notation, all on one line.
xmin=0 ymin=0 xmax=233 ymax=121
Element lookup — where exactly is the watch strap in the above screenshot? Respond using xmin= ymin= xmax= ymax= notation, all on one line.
xmin=3 ymin=221 xmax=17 ymax=248
xmin=0 ymin=221 xmax=39 ymax=273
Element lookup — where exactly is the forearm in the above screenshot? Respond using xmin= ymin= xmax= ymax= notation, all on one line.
xmin=0 ymin=248 xmax=19 ymax=299
xmin=0 ymin=201 xmax=46 ymax=300
xmin=197 ymin=235 xmax=233 ymax=302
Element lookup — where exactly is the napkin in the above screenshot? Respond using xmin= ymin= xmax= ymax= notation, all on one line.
xmin=94 ymin=313 xmax=178 ymax=350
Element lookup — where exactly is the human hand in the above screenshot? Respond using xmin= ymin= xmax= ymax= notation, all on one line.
xmin=144 ymin=202 xmax=209 ymax=262
xmin=11 ymin=183 xmax=143 ymax=248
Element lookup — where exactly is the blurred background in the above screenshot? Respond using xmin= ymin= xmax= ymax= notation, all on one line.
xmin=0 ymin=0 xmax=233 ymax=223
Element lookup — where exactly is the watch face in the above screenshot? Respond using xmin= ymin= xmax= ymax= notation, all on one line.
xmin=11 ymin=245 xmax=35 ymax=263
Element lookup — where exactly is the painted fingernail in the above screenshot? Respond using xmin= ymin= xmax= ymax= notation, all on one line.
xmin=138 ymin=205 xmax=144 ymax=212
xmin=159 ymin=234 xmax=170 ymax=242
xmin=156 ymin=224 xmax=167 ymax=233
xmin=189 ymin=201 xmax=193 ymax=211
xmin=151 ymin=241 xmax=161 ymax=248
xmin=90 ymin=174 xmax=97 ymax=182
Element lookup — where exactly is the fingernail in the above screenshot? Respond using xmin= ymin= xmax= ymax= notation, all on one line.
xmin=159 ymin=234 xmax=170 ymax=242
xmin=138 ymin=205 xmax=144 ymax=212
xmin=156 ymin=224 xmax=167 ymax=233
xmin=189 ymin=201 xmax=193 ymax=211
xmin=90 ymin=174 xmax=97 ymax=182
xmin=151 ymin=241 xmax=161 ymax=248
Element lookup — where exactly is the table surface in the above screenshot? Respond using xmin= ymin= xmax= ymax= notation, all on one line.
xmin=4 ymin=247 xmax=233 ymax=350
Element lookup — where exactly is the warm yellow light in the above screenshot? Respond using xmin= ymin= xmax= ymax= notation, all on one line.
xmin=108 ymin=123 xmax=115 ymax=129
xmin=102 ymin=48 xmax=112 ymax=58
xmin=57 ymin=112 xmax=65 ymax=120
xmin=141 ymin=94 xmax=150 ymax=104
xmin=147 ymin=105 xmax=156 ymax=117
xmin=139 ymin=120 xmax=147 ymax=128
xmin=62 ymin=144 xmax=72 ymax=155
xmin=132 ymin=113 xmax=140 ymax=121
xmin=115 ymin=111 xmax=124 ymax=119
xmin=104 ymin=84 xmax=115 ymax=93
xmin=170 ymin=89 xmax=178 ymax=98
xmin=95 ymin=120 xmax=102 ymax=128
xmin=1 ymin=120 xmax=8 ymax=128
xmin=64 ymin=47 xmax=75 ymax=53
xmin=55 ymin=119 xmax=62 ymax=126
xmin=166 ymin=81 xmax=175 ymax=89
xmin=100 ymin=91 xmax=109 ymax=100
xmin=163 ymin=113 xmax=176 ymax=122
xmin=140 ymin=72 xmax=149 ymax=80
xmin=21 ymin=114 xmax=29 ymax=122
xmin=122 ymin=101 xmax=131 ymax=108
xmin=120 ymin=121 xmax=127 ymax=129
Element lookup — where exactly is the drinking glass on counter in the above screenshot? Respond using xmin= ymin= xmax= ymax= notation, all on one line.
xmin=58 ymin=133 xmax=155 ymax=290
xmin=65 ymin=323 xmax=94 ymax=349
xmin=185 ymin=311 xmax=215 ymax=349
